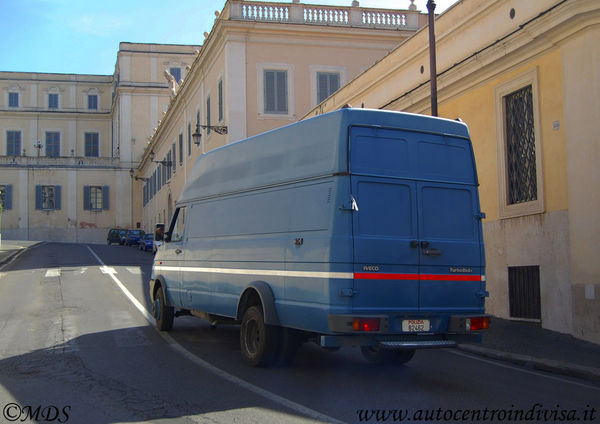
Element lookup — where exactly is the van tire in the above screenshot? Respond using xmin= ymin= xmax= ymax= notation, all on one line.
xmin=360 ymin=346 xmax=415 ymax=365
xmin=240 ymin=306 xmax=279 ymax=367
xmin=155 ymin=288 xmax=174 ymax=331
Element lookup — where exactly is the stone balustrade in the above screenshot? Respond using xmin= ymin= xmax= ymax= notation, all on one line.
xmin=227 ymin=1 xmax=420 ymax=30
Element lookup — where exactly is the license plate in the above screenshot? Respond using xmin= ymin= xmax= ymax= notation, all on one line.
xmin=402 ymin=319 xmax=430 ymax=332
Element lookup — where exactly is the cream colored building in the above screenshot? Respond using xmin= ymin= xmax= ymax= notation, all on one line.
xmin=138 ymin=0 xmax=427 ymax=232
xmin=304 ymin=0 xmax=600 ymax=343
xmin=0 ymin=1 xmax=427 ymax=242
xmin=0 ymin=43 xmax=199 ymax=242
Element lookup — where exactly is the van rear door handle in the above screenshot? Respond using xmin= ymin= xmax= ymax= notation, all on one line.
xmin=175 ymin=249 xmax=182 ymax=255
xmin=423 ymin=248 xmax=442 ymax=257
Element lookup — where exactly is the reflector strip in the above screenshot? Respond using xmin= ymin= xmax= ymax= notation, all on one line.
xmin=354 ymin=273 xmax=483 ymax=282
xmin=154 ymin=266 xmax=483 ymax=281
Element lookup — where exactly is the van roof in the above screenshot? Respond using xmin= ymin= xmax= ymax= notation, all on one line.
xmin=178 ymin=109 xmax=471 ymax=204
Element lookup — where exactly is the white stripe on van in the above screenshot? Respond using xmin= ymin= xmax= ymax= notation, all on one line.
xmin=154 ymin=265 xmax=354 ymax=280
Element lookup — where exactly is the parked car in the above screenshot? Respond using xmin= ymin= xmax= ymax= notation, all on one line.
xmin=118 ymin=230 xmax=128 ymax=245
xmin=125 ymin=229 xmax=144 ymax=246
xmin=138 ymin=233 xmax=154 ymax=251
xmin=107 ymin=228 xmax=122 ymax=245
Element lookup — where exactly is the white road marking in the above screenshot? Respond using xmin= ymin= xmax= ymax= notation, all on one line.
xmin=86 ymin=246 xmax=344 ymax=424
xmin=126 ymin=267 xmax=142 ymax=275
xmin=45 ymin=268 xmax=61 ymax=277
xmin=100 ymin=266 xmax=117 ymax=275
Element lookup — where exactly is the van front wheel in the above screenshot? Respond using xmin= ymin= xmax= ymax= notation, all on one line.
xmin=240 ymin=306 xmax=279 ymax=367
xmin=154 ymin=288 xmax=174 ymax=331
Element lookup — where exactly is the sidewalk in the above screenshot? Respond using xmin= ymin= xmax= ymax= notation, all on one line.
xmin=0 ymin=239 xmax=41 ymax=269
xmin=459 ymin=317 xmax=600 ymax=382
xmin=0 ymin=240 xmax=599 ymax=381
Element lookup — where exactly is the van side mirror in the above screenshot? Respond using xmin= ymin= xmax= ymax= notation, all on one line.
xmin=164 ymin=231 xmax=171 ymax=243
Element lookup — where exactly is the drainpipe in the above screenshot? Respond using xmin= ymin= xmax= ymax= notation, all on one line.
xmin=427 ymin=0 xmax=438 ymax=117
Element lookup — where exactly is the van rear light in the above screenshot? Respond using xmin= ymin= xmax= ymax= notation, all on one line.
xmin=467 ymin=317 xmax=489 ymax=331
xmin=352 ymin=317 xmax=380 ymax=332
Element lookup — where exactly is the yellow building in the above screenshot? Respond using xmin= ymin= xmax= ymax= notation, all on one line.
xmin=305 ymin=0 xmax=600 ymax=343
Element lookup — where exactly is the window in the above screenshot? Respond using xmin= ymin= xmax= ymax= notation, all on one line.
xmin=46 ymin=132 xmax=60 ymax=157
xmin=84 ymin=185 xmax=109 ymax=211
xmin=179 ymin=133 xmax=183 ymax=165
xmin=0 ymin=185 xmax=12 ymax=210
xmin=168 ymin=207 xmax=186 ymax=243
xmin=166 ymin=152 xmax=172 ymax=180
xmin=505 ymin=85 xmax=536 ymax=205
xmin=508 ymin=265 xmax=541 ymax=320
xmin=187 ymin=122 xmax=191 ymax=156
xmin=206 ymin=96 xmax=211 ymax=135
xmin=264 ymin=70 xmax=288 ymax=114
xmin=85 ymin=132 xmax=99 ymax=157
xmin=171 ymin=143 xmax=176 ymax=173
xmin=495 ymin=69 xmax=544 ymax=218
xmin=170 ymin=67 xmax=182 ymax=83
xmin=218 ymin=79 xmax=224 ymax=122
xmin=8 ymin=92 xmax=18 ymax=108
xmin=88 ymin=95 xmax=98 ymax=110
xmin=317 ymin=72 xmax=340 ymax=104
xmin=6 ymin=131 xmax=21 ymax=156
xmin=36 ymin=185 xmax=61 ymax=210
xmin=48 ymin=93 xmax=58 ymax=109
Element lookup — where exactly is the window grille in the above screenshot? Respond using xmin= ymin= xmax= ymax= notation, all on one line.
xmin=508 ymin=265 xmax=541 ymax=320
xmin=504 ymin=85 xmax=537 ymax=205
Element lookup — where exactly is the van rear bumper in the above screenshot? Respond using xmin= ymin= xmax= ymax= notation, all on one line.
xmin=323 ymin=313 xmax=488 ymax=349
xmin=319 ymin=333 xmax=482 ymax=349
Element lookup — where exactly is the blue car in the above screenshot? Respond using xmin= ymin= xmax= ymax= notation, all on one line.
xmin=125 ymin=229 xmax=144 ymax=246
xmin=138 ymin=233 xmax=154 ymax=251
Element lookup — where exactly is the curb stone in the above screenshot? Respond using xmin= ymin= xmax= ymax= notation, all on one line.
xmin=458 ymin=344 xmax=600 ymax=382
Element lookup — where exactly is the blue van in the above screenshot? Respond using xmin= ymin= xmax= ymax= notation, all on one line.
xmin=150 ymin=109 xmax=489 ymax=366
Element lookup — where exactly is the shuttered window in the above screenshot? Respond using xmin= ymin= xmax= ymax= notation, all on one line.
xmin=35 ymin=185 xmax=61 ymax=210
xmin=317 ymin=72 xmax=340 ymax=104
xmin=83 ymin=186 xmax=109 ymax=211
xmin=264 ymin=70 xmax=288 ymax=114
xmin=46 ymin=132 xmax=60 ymax=157
xmin=6 ymin=131 xmax=21 ymax=156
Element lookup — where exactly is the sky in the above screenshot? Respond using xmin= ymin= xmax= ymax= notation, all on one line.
xmin=1 ymin=0 xmax=458 ymax=76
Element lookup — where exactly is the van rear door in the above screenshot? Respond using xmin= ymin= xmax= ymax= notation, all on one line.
xmin=349 ymin=125 xmax=484 ymax=314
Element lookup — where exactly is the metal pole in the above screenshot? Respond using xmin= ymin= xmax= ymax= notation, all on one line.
xmin=427 ymin=0 xmax=438 ymax=117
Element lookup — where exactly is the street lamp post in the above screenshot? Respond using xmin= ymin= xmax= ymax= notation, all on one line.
xmin=427 ymin=0 xmax=438 ymax=117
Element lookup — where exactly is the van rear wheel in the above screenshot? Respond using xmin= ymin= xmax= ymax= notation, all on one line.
xmin=240 ymin=306 xmax=279 ymax=367
xmin=361 ymin=346 xmax=415 ymax=365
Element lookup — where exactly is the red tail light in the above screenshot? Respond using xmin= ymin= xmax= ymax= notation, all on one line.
xmin=467 ymin=317 xmax=490 ymax=331
xmin=352 ymin=318 xmax=380 ymax=332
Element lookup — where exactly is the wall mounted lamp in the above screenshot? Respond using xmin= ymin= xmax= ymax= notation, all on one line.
xmin=129 ymin=168 xmax=148 ymax=182
xmin=149 ymin=150 xmax=172 ymax=167
xmin=192 ymin=121 xmax=228 ymax=147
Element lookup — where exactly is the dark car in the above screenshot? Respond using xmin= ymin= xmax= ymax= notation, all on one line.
xmin=125 ymin=229 xmax=144 ymax=246
xmin=118 ymin=230 xmax=128 ymax=245
xmin=107 ymin=228 xmax=122 ymax=245
xmin=138 ymin=233 xmax=154 ymax=251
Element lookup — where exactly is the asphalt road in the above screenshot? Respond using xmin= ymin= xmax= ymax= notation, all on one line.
xmin=0 ymin=242 xmax=598 ymax=424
